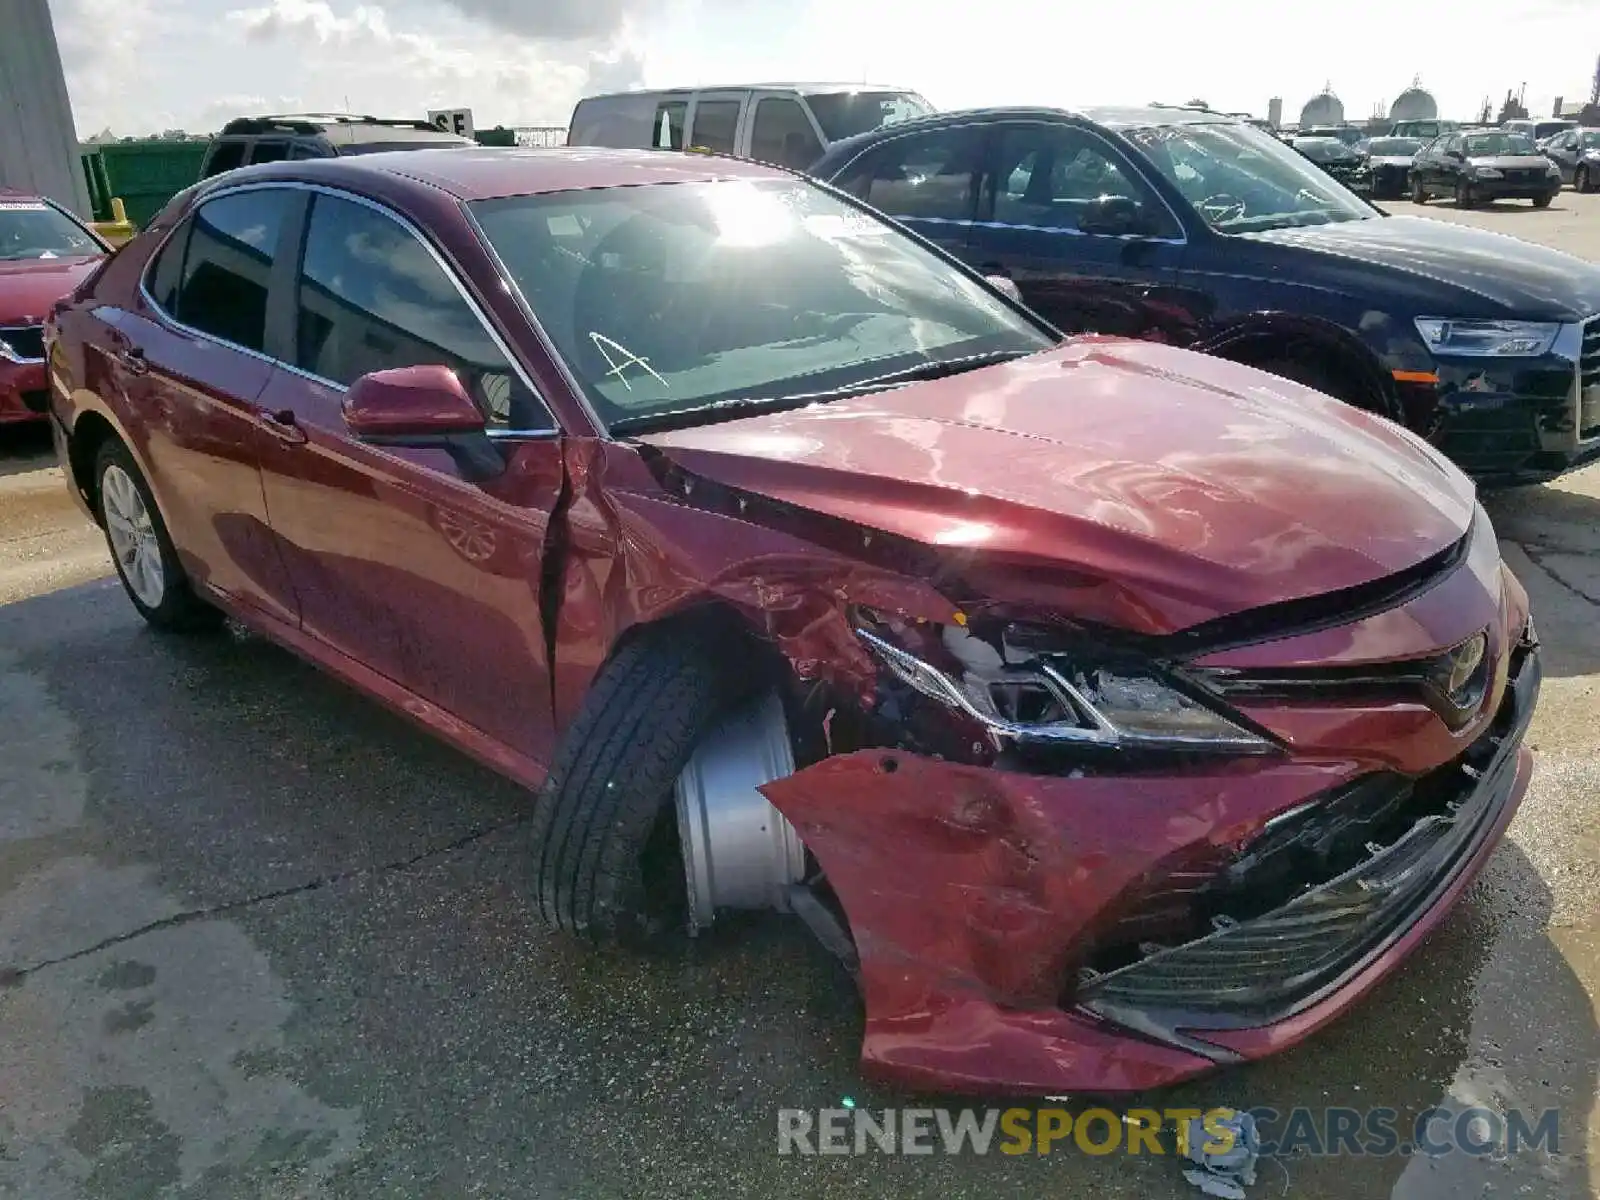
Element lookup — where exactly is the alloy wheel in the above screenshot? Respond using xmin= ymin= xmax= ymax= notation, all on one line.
xmin=101 ymin=463 xmax=166 ymax=609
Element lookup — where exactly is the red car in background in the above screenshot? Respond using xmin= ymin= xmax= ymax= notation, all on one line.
xmin=45 ymin=149 xmax=1539 ymax=1095
xmin=0 ymin=190 xmax=108 ymax=427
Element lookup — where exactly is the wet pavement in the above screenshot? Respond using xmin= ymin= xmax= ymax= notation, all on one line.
xmin=0 ymin=197 xmax=1597 ymax=1199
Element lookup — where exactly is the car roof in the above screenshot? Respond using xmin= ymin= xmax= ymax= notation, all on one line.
xmin=205 ymin=146 xmax=795 ymax=202
xmin=579 ymin=83 xmax=917 ymax=101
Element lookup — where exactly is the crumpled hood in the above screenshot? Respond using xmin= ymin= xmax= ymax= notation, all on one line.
xmin=1239 ymin=215 xmax=1600 ymax=321
xmin=639 ymin=338 xmax=1476 ymax=634
xmin=0 ymin=256 xmax=103 ymax=325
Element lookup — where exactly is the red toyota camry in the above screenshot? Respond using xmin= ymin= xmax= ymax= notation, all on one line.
xmin=0 ymin=190 xmax=108 ymax=427
xmin=45 ymin=148 xmax=1539 ymax=1095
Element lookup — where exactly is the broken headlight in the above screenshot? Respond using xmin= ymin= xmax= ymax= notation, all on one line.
xmin=855 ymin=610 xmax=1275 ymax=754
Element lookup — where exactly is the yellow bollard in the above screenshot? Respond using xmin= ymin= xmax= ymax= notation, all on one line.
xmin=90 ymin=196 xmax=137 ymax=247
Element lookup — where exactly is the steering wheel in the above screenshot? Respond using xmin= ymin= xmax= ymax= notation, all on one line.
xmin=1197 ymin=193 xmax=1247 ymax=223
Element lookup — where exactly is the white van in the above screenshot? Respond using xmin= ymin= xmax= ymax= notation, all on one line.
xmin=566 ymin=84 xmax=933 ymax=171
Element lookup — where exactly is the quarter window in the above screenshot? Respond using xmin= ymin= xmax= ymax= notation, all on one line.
xmin=836 ymin=127 xmax=982 ymax=223
xmin=172 ymin=189 xmax=296 ymax=352
xmin=749 ymin=98 xmax=823 ymax=169
xmin=689 ymin=100 xmax=741 ymax=154
xmin=652 ymin=101 xmax=687 ymax=150
xmin=293 ymin=193 xmax=548 ymax=430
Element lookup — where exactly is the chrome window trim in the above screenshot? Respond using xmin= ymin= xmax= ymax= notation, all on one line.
xmin=136 ymin=178 xmax=560 ymax=438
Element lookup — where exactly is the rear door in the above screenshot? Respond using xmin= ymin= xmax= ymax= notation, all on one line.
xmin=253 ymin=188 xmax=565 ymax=766
xmin=104 ymin=186 xmax=303 ymax=623
xmin=826 ymin=123 xmax=984 ymax=259
xmin=686 ymin=92 xmax=749 ymax=155
xmin=968 ymin=120 xmax=1188 ymax=339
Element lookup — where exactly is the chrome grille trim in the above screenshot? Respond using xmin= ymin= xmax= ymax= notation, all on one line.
xmin=0 ymin=324 xmax=46 ymax=365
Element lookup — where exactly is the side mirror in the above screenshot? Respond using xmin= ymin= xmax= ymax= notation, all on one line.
xmin=1077 ymin=194 xmax=1156 ymax=237
xmin=344 ymin=364 xmax=504 ymax=482
xmin=1446 ymin=149 xmax=1465 ymax=161
xmin=985 ymin=274 xmax=1022 ymax=302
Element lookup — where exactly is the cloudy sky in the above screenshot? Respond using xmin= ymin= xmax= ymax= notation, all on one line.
xmin=46 ymin=0 xmax=1600 ymax=137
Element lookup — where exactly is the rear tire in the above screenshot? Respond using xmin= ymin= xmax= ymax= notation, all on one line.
xmin=526 ymin=625 xmax=750 ymax=942
xmin=1533 ymin=193 xmax=1553 ymax=208
xmin=95 ymin=440 xmax=222 ymax=633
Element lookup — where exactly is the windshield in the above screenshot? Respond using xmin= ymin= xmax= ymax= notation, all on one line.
xmin=1582 ymin=132 xmax=1600 ymax=149
xmin=0 ymin=200 xmax=102 ymax=261
xmin=803 ymin=91 xmax=933 ymax=142
xmin=471 ymin=179 xmax=1051 ymax=431
xmin=1534 ymin=122 xmax=1575 ymax=140
xmin=1464 ymin=133 xmax=1537 ymax=156
xmin=1366 ymin=137 xmax=1421 ymax=156
xmin=1394 ymin=121 xmax=1445 ymax=139
xmin=1127 ymin=122 xmax=1377 ymax=233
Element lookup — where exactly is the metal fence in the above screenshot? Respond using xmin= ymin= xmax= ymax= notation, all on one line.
xmin=514 ymin=127 xmax=569 ymax=148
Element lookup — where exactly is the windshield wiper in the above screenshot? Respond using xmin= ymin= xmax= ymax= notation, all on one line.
xmin=608 ymin=349 xmax=1035 ymax=436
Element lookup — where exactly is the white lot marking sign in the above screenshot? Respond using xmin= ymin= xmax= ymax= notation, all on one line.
xmin=428 ymin=109 xmax=475 ymax=139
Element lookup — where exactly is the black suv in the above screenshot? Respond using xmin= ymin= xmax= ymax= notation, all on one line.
xmin=810 ymin=106 xmax=1600 ymax=485
xmin=199 ymin=114 xmax=474 ymax=179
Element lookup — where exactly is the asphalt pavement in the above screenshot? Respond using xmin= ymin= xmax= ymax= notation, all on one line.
xmin=0 ymin=193 xmax=1597 ymax=1199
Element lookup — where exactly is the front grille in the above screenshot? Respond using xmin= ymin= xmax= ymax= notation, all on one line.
xmin=0 ymin=325 xmax=45 ymax=363
xmin=1580 ymin=316 xmax=1600 ymax=439
xmin=1075 ymin=639 xmax=1537 ymax=1034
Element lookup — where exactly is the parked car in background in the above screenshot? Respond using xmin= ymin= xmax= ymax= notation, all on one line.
xmin=1543 ymin=128 xmax=1600 ymax=192
xmin=811 ymin=105 xmax=1600 ymax=484
xmin=1363 ymin=135 xmax=1424 ymax=198
xmin=566 ymin=84 xmax=933 ymax=169
xmin=0 ymin=190 xmax=109 ymax=428
xmin=1390 ymin=118 xmax=1460 ymax=141
xmin=1292 ymin=135 xmax=1373 ymax=194
xmin=199 ymin=114 xmax=475 ymax=179
xmin=1504 ymin=118 xmax=1577 ymax=143
xmin=45 ymin=146 xmax=1541 ymax=1096
xmin=1300 ymin=124 xmax=1368 ymax=149
xmin=1409 ymin=129 xmax=1561 ymax=208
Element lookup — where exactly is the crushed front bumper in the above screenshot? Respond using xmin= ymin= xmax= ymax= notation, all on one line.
xmin=762 ymin=637 xmax=1539 ymax=1095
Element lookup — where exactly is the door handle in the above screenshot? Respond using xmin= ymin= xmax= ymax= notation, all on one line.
xmin=259 ymin=408 xmax=308 ymax=444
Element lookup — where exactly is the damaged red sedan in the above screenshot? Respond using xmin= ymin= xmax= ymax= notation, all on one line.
xmin=46 ymin=148 xmax=1540 ymax=1095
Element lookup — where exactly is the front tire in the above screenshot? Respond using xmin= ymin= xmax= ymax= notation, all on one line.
xmin=1533 ymin=193 xmax=1553 ymax=208
xmin=526 ymin=626 xmax=748 ymax=942
xmin=1457 ymin=181 xmax=1476 ymax=208
xmin=1411 ymin=177 xmax=1428 ymax=204
xmin=95 ymin=440 xmax=221 ymax=633
xmin=1576 ymin=166 xmax=1591 ymax=194
xmin=1256 ymin=356 xmax=1388 ymax=420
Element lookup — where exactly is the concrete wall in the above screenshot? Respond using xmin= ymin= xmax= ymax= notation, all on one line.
xmin=0 ymin=0 xmax=92 ymax=217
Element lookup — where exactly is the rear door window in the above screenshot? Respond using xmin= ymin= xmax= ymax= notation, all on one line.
xmin=834 ymin=126 xmax=984 ymax=223
xmin=201 ymin=140 xmax=248 ymax=178
xmin=689 ymin=100 xmax=741 ymax=154
xmin=172 ymin=189 xmax=297 ymax=352
xmin=248 ymin=140 xmax=291 ymax=165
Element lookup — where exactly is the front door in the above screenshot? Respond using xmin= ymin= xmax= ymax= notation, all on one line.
xmin=254 ymin=188 xmax=565 ymax=768
xmin=968 ymin=121 xmax=1188 ymax=340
